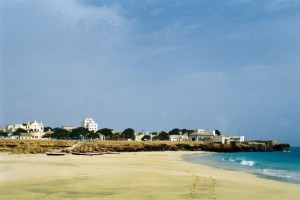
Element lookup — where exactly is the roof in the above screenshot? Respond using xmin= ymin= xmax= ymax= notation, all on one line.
xmin=62 ymin=126 xmax=75 ymax=128
xmin=190 ymin=132 xmax=215 ymax=136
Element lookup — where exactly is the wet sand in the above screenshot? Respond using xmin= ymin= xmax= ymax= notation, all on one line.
xmin=1 ymin=151 xmax=299 ymax=200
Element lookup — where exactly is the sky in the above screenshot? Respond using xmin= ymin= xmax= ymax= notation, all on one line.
xmin=1 ymin=0 xmax=299 ymax=145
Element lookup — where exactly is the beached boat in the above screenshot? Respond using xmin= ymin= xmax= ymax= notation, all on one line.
xmin=71 ymin=152 xmax=104 ymax=156
xmin=46 ymin=152 xmax=65 ymax=156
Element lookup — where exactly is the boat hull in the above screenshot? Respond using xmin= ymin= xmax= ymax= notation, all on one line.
xmin=46 ymin=152 xmax=65 ymax=156
xmin=71 ymin=152 xmax=104 ymax=156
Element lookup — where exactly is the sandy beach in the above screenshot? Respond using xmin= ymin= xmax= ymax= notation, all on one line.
xmin=1 ymin=151 xmax=299 ymax=200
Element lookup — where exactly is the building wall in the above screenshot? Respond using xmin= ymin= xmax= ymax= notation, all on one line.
xmin=81 ymin=118 xmax=98 ymax=132
xmin=5 ymin=120 xmax=45 ymax=139
xmin=170 ymin=135 xmax=180 ymax=141
xmin=26 ymin=120 xmax=44 ymax=133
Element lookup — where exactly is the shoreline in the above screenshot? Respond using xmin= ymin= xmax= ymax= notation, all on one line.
xmin=1 ymin=151 xmax=300 ymax=199
xmin=183 ymin=152 xmax=300 ymax=185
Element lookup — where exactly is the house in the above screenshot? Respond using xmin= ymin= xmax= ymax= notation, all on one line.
xmin=81 ymin=118 xmax=98 ymax=132
xmin=26 ymin=120 xmax=44 ymax=133
xmin=98 ymin=133 xmax=105 ymax=141
xmin=5 ymin=124 xmax=27 ymax=133
xmin=135 ymin=132 xmax=144 ymax=141
xmin=61 ymin=126 xmax=76 ymax=132
xmin=91 ymin=133 xmax=105 ymax=141
xmin=31 ymin=131 xmax=44 ymax=139
xmin=170 ymin=134 xmax=189 ymax=141
xmin=188 ymin=130 xmax=216 ymax=141
xmin=202 ymin=135 xmax=245 ymax=144
xmin=4 ymin=120 xmax=45 ymax=139
xmin=20 ymin=133 xmax=32 ymax=140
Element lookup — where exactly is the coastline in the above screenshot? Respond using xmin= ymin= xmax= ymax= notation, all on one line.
xmin=1 ymin=151 xmax=300 ymax=200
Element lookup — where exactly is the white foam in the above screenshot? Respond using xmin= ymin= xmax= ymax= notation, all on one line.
xmin=263 ymin=169 xmax=292 ymax=178
xmin=240 ymin=160 xmax=255 ymax=166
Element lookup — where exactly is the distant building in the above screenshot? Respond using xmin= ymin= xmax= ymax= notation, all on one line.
xmin=5 ymin=120 xmax=45 ymax=139
xmin=98 ymin=133 xmax=105 ymax=141
xmin=20 ymin=133 xmax=32 ymax=140
xmin=26 ymin=120 xmax=44 ymax=133
xmin=170 ymin=134 xmax=189 ymax=141
xmin=61 ymin=126 xmax=76 ymax=132
xmin=210 ymin=135 xmax=245 ymax=144
xmin=135 ymin=132 xmax=144 ymax=141
xmin=188 ymin=129 xmax=245 ymax=144
xmin=189 ymin=129 xmax=216 ymax=141
xmin=81 ymin=118 xmax=98 ymax=132
xmin=5 ymin=124 xmax=27 ymax=133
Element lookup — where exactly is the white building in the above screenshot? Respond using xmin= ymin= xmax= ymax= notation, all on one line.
xmin=135 ymin=132 xmax=144 ymax=141
xmin=81 ymin=118 xmax=98 ymax=132
xmin=5 ymin=120 xmax=45 ymax=139
xmin=210 ymin=135 xmax=245 ymax=144
xmin=188 ymin=129 xmax=245 ymax=144
xmin=26 ymin=120 xmax=44 ymax=133
xmin=170 ymin=134 xmax=189 ymax=141
xmin=5 ymin=124 xmax=27 ymax=133
xmin=188 ymin=130 xmax=216 ymax=141
xmin=61 ymin=125 xmax=76 ymax=132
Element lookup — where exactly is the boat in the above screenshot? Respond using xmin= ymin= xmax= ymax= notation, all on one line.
xmin=46 ymin=152 xmax=65 ymax=156
xmin=71 ymin=152 xmax=104 ymax=156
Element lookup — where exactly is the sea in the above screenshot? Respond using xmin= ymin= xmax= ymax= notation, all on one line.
xmin=187 ymin=147 xmax=300 ymax=184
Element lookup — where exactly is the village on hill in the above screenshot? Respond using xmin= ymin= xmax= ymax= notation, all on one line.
xmin=0 ymin=118 xmax=245 ymax=145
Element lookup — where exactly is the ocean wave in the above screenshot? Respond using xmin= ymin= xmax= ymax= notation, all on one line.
xmin=222 ymin=157 xmax=236 ymax=162
xmin=262 ymin=169 xmax=293 ymax=178
xmin=240 ymin=160 xmax=255 ymax=166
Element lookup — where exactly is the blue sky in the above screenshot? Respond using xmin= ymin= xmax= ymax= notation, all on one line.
xmin=1 ymin=0 xmax=300 ymax=145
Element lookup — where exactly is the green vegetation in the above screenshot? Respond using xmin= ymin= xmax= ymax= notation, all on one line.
xmin=121 ymin=128 xmax=135 ymax=140
xmin=13 ymin=128 xmax=27 ymax=136
xmin=141 ymin=135 xmax=151 ymax=141
xmin=158 ymin=131 xmax=169 ymax=141
xmin=0 ymin=130 xmax=8 ymax=137
xmin=96 ymin=128 xmax=113 ymax=139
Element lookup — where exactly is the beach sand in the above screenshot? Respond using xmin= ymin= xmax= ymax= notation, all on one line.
xmin=1 ymin=151 xmax=299 ymax=200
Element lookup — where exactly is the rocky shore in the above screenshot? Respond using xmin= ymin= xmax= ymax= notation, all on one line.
xmin=0 ymin=139 xmax=290 ymax=154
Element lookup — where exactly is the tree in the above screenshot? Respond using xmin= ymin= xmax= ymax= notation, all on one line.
xmin=44 ymin=127 xmax=52 ymax=132
xmin=42 ymin=133 xmax=52 ymax=138
xmin=96 ymin=128 xmax=113 ymax=139
xmin=158 ymin=131 xmax=169 ymax=141
xmin=87 ymin=132 xmax=100 ymax=140
xmin=141 ymin=135 xmax=151 ymax=141
xmin=0 ymin=130 xmax=8 ymax=137
xmin=112 ymin=132 xmax=121 ymax=140
xmin=169 ymin=128 xmax=180 ymax=135
xmin=70 ymin=127 xmax=90 ymax=140
xmin=52 ymin=128 xmax=70 ymax=140
xmin=181 ymin=129 xmax=194 ymax=135
xmin=121 ymin=128 xmax=135 ymax=140
xmin=13 ymin=128 xmax=27 ymax=136
xmin=215 ymin=130 xmax=221 ymax=136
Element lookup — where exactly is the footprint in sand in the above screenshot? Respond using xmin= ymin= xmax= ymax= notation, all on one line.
xmin=187 ymin=171 xmax=217 ymax=200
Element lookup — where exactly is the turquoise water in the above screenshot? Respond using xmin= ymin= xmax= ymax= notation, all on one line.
xmin=190 ymin=147 xmax=300 ymax=184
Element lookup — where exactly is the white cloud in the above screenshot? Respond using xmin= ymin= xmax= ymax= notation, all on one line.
xmin=47 ymin=1 xmax=127 ymax=28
